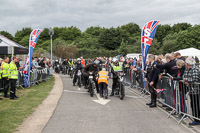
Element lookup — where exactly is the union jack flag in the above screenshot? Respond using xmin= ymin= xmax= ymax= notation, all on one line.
xmin=141 ymin=20 xmax=160 ymax=70
xmin=23 ymin=29 xmax=42 ymax=87
xmin=141 ymin=21 xmax=160 ymax=91
xmin=155 ymin=89 xmax=164 ymax=93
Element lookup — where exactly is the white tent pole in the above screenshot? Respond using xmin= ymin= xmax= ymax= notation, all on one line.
xmin=12 ymin=46 xmax=14 ymax=60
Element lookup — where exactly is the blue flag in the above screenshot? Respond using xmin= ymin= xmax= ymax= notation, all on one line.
xmin=23 ymin=29 xmax=42 ymax=87
xmin=141 ymin=20 xmax=160 ymax=69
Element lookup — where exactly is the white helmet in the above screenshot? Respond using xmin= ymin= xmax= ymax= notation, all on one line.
xmin=77 ymin=58 xmax=81 ymax=61
xmin=112 ymin=57 xmax=118 ymax=63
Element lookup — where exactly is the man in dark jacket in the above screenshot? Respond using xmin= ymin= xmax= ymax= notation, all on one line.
xmin=175 ymin=52 xmax=185 ymax=61
xmin=145 ymin=54 xmax=160 ymax=108
xmin=83 ymin=60 xmax=100 ymax=93
xmin=156 ymin=54 xmax=178 ymax=77
xmin=73 ymin=58 xmax=83 ymax=86
xmin=62 ymin=58 xmax=68 ymax=66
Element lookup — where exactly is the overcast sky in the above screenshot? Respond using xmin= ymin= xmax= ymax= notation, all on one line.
xmin=0 ymin=0 xmax=199 ymax=35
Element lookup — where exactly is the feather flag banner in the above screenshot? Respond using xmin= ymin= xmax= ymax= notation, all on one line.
xmin=23 ymin=29 xmax=42 ymax=87
xmin=141 ymin=20 xmax=160 ymax=70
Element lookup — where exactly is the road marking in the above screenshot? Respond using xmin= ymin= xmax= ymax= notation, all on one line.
xmin=93 ymin=90 xmax=111 ymax=105
xmin=125 ymin=95 xmax=142 ymax=98
xmin=63 ymin=90 xmax=87 ymax=94
xmin=78 ymin=88 xmax=80 ymax=90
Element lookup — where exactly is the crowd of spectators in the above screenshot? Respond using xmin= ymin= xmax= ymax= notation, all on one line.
xmin=0 ymin=56 xmax=53 ymax=100
xmin=121 ymin=53 xmax=200 ymax=125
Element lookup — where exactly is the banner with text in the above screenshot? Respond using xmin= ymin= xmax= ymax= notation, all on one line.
xmin=23 ymin=29 xmax=42 ymax=87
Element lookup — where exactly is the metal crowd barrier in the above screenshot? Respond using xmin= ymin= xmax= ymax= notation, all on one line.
xmin=0 ymin=68 xmax=50 ymax=96
xmin=175 ymin=81 xmax=200 ymax=123
xmin=124 ymin=68 xmax=200 ymax=124
xmin=16 ymin=67 xmax=50 ymax=88
xmin=16 ymin=71 xmax=24 ymax=89
xmin=124 ymin=68 xmax=146 ymax=93
xmin=29 ymin=68 xmax=49 ymax=86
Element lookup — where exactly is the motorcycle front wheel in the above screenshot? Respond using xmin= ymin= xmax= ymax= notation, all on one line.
xmin=90 ymin=82 xmax=94 ymax=97
xmin=119 ymin=83 xmax=125 ymax=100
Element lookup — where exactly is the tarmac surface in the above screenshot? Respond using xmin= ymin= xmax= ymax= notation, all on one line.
xmin=42 ymin=74 xmax=190 ymax=133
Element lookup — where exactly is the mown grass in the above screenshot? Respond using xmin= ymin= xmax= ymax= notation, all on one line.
xmin=0 ymin=76 xmax=55 ymax=133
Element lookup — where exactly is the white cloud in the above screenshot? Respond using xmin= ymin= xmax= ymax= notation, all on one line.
xmin=0 ymin=0 xmax=200 ymax=35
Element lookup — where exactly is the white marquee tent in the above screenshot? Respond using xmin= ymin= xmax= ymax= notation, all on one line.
xmin=0 ymin=34 xmax=28 ymax=55
xmin=175 ymin=47 xmax=200 ymax=58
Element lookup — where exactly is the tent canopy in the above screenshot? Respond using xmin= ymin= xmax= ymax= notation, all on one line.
xmin=0 ymin=34 xmax=28 ymax=55
xmin=175 ymin=47 xmax=200 ymax=57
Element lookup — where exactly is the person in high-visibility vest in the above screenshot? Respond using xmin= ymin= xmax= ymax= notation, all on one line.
xmin=110 ymin=57 xmax=123 ymax=96
xmin=1 ymin=57 xmax=10 ymax=98
xmin=8 ymin=56 xmax=19 ymax=100
xmin=96 ymin=67 xmax=109 ymax=99
xmin=68 ymin=59 xmax=74 ymax=67
xmin=0 ymin=59 xmax=2 ymax=100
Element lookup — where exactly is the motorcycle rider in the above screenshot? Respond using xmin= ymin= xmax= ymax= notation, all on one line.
xmin=54 ymin=60 xmax=60 ymax=73
xmin=110 ymin=57 xmax=124 ymax=96
xmin=73 ymin=58 xmax=83 ymax=86
xmin=83 ymin=60 xmax=100 ymax=93
xmin=68 ymin=59 xmax=74 ymax=74
xmin=62 ymin=58 xmax=68 ymax=74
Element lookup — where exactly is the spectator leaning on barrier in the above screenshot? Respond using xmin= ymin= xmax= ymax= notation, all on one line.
xmin=175 ymin=52 xmax=185 ymax=61
xmin=1 ymin=57 xmax=10 ymax=98
xmin=40 ymin=58 xmax=46 ymax=68
xmin=9 ymin=56 xmax=19 ymax=100
xmin=32 ymin=57 xmax=40 ymax=69
xmin=129 ymin=58 xmax=136 ymax=70
xmin=156 ymin=54 xmax=178 ymax=77
xmin=170 ymin=60 xmax=187 ymax=118
xmin=183 ymin=57 xmax=200 ymax=125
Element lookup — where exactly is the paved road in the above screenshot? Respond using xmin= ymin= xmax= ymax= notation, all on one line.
xmin=42 ymin=74 xmax=190 ymax=133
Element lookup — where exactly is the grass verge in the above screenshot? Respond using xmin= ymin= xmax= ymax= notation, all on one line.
xmin=0 ymin=76 xmax=55 ymax=133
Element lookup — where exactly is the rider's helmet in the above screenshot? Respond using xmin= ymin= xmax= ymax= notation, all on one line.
xmin=112 ymin=57 xmax=119 ymax=65
xmin=77 ymin=58 xmax=81 ymax=61
xmin=93 ymin=60 xmax=100 ymax=65
xmin=77 ymin=58 xmax=81 ymax=63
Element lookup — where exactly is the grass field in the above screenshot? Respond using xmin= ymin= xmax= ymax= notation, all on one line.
xmin=0 ymin=76 xmax=55 ymax=133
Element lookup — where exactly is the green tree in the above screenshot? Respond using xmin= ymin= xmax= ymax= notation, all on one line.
xmin=85 ymin=26 xmax=104 ymax=37
xmin=127 ymin=38 xmax=142 ymax=53
xmin=176 ymin=25 xmax=200 ymax=49
xmin=59 ymin=26 xmax=82 ymax=41
xmin=0 ymin=31 xmax=14 ymax=40
xmin=148 ymin=39 xmax=162 ymax=55
xmin=118 ymin=39 xmax=130 ymax=55
xmin=19 ymin=35 xmax=29 ymax=47
xmin=155 ymin=24 xmax=171 ymax=44
xmin=99 ymin=27 xmax=123 ymax=50
xmin=118 ymin=23 xmax=141 ymax=45
xmin=39 ymin=40 xmax=51 ymax=51
xmin=161 ymin=33 xmax=178 ymax=54
xmin=39 ymin=28 xmax=50 ymax=42
xmin=14 ymin=27 xmax=32 ymax=43
xmin=171 ymin=23 xmax=192 ymax=33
